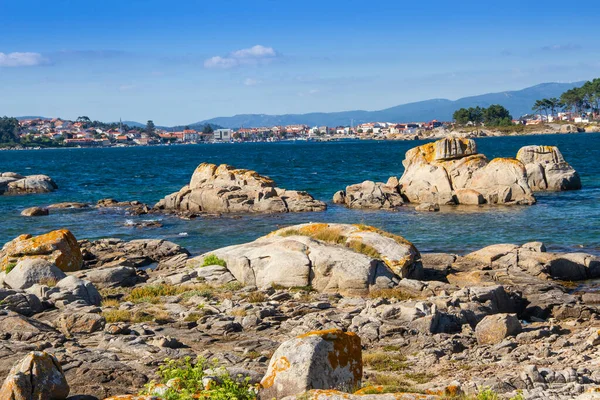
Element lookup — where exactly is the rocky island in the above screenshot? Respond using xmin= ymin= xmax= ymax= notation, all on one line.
xmin=155 ymin=162 xmax=326 ymax=215
xmin=334 ymin=137 xmax=581 ymax=210
xmin=0 ymin=172 xmax=57 ymax=195
xmin=1 ymin=225 xmax=600 ymax=399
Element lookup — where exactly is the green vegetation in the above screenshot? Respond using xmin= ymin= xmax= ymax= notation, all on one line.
xmin=363 ymin=351 xmax=408 ymax=371
xmin=5 ymin=262 xmax=17 ymax=274
xmin=245 ymin=291 xmax=267 ymax=303
xmin=125 ymin=283 xmax=215 ymax=303
xmin=201 ymin=254 xmax=227 ymax=268
xmin=453 ymin=105 xmax=513 ymax=127
xmin=368 ymin=287 xmax=419 ymax=300
xmin=141 ymin=356 xmax=257 ymax=400
xmin=0 ymin=117 xmax=20 ymax=147
xmin=532 ymin=78 xmax=600 ymax=120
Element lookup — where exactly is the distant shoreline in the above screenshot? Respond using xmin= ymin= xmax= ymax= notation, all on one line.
xmin=1 ymin=128 xmax=599 ymax=151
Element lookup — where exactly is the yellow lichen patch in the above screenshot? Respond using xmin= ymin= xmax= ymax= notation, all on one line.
xmin=0 ymin=229 xmax=82 ymax=272
xmin=260 ymin=356 xmax=290 ymax=389
xmin=425 ymin=384 xmax=462 ymax=397
xmin=354 ymin=385 xmax=385 ymax=394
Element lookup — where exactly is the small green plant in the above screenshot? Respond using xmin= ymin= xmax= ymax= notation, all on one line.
xmin=363 ymin=352 xmax=408 ymax=371
xmin=5 ymin=262 xmax=17 ymax=274
xmin=201 ymin=254 xmax=227 ymax=268
xmin=102 ymin=309 xmax=132 ymax=323
xmin=141 ymin=356 xmax=257 ymax=400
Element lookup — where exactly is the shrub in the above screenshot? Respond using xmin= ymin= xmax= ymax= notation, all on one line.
xmin=38 ymin=277 xmax=58 ymax=287
xmin=363 ymin=352 xmax=408 ymax=371
xmin=142 ymin=356 xmax=257 ymax=400
xmin=103 ymin=309 xmax=132 ymax=323
xmin=201 ymin=254 xmax=227 ymax=268
xmin=245 ymin=291 xmax=267 ymax=303
xmin=101 ymin=299 xmax=120 ymax=308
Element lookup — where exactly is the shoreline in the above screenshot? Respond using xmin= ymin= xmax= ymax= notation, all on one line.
xmin=1 ymin=129 xmax=599 ymax=151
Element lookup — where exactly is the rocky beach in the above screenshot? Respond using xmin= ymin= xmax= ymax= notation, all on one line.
xmin=0 ymin=135 xmax=599 ymax=399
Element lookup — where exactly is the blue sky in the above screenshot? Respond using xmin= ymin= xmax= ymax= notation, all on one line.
xmin=1 ymin=0 xmax=599 ymax=125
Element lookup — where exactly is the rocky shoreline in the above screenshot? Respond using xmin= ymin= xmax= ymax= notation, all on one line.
xmin=1 ymin=225 xmax=600 ymax=399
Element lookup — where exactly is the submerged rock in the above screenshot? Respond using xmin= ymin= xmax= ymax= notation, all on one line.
xmin=21 ymin=206 xmax=49 ymax=217
xmin=0 ymin=229 xmax=83 ymax=272
xmin=154 ymin=162 xmax=326 ymax=214
xmin=516 ymin=145 xmax=582 ymax=191
xmin=260 ymin=329 xmax=362 ymax=398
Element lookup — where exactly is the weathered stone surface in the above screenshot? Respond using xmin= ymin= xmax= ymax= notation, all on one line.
xmin=516 ymin=145 xmax=581 ymax=191
xmin=54 ymin=276 xmax=102 ymax=306
xmin=0 ymin=351 xmax=69 ymax=400
xmin=155 ymin=163 xmax=326 ymax=214
xmin=189 ymin=223 xmax=421 ymax=295
xmin=415 ymin=202 xmax=440 ymax=212
xmin=74 ymin=266 xmax=139 ymax=289
xmin=334 ymin=179 xmax=404 ymax=209
xmin=0 ymin=229 xmax=83 ymax=272
xmin=20 ymin=206 xmax=49 ymax=217
xmin=475 ymin=313 xmax=522 ymax=345
xmin=54 ymin=311 xmax=106 ymax=335
xmin=4 ymin=258 xmax=67 ymax=290
xmin=260 ymin=329 xmax=362 ymax=399
xmin=0 ymin=174 xmax=57 ymax=195
xmin=398 ymin=138 xmax=535 ymax=206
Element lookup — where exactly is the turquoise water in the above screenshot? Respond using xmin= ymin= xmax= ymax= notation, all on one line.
xmin=1 ymin=133 xmax=599 ymax=256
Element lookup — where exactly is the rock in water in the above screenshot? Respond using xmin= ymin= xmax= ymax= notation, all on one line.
xmin=154 ymin=162 xmax=326 ymax=214
xmin=333 ymin=178 xmax=404 ymax=209
xmin=398 ymin=137 xmax=536 ymax=206
xmin=0 ymin=351 xmax=69 ymax=400
xmin=475 ymin=314 xmax=522 ymax=345
xmin=516 ymin=145 xmax=582 ymax=191
xmin=0 ymin=173 xmax=58 ymax=195
xmin=21 ymin=207 xmax=49 ymax=217
xmin=260 ymin=329 xmax=362 ymax=398
xmin=188 ymin=223 xmax=422 ymax=296
xmin=0 ymin=229 xmax=83 ymax=272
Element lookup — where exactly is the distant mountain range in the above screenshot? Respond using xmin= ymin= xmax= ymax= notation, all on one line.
xmin=186 ymin=81 xmax=583 ymax=128
xmin=15 ymin=81 xmax=584 ymax=129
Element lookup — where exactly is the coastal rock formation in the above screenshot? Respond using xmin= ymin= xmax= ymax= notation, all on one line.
xmin=333 ymin=178 xmax=404 ymax=209
xmin=20 ymin=206 xmax=49 ymax=216
xmin=188 ymin=223 xmax=422 ymax=296
xmin=0 ymin=229 xmax=83 ymax=272
xmin=398 ymin=137 xmax=535 ymax=206
xmin=155 ymin=163 xmax=326 ymax=214
xmin=475 ymin=313 xmax=522 ymax=345
xmin=516 ymin=145 xmax=582 ymax=191
xmin=0 ymin=172 xmax=57 ymax=195
xmin=4 ymin=258 xmax=67 ymax=290
xmin=0 ymin=351 xmax=69 ymax=400
xmin=260 ymin=329 xmax=362 ymax=398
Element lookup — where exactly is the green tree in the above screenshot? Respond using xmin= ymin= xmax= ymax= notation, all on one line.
xmin=452 ymin=108 xmax=471 ymax=125
xmin=202 ymin=124 xmax=214 ymax=134
xmin=145 ymin=120 xmax=156 ymax=136
xmin=0 ymin=116 xmax=21 ymax=145
xmin=484 ymin=104 xmax=512 ymax=126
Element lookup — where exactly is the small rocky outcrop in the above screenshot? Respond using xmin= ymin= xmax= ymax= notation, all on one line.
xmin=96 ymin=198 xmax=151 ymax=215
xmin=0 ymin=229 xmax=83 ymax=272
xmin=0 ymin=351 xmax=69 ymax=399
xmin=516 ymin=145 xmax=582 ymax=191
xmin=21 ymin=206 xmax=49 ymax=217
xmin=3 ymin=258 xmax=67 ymax=290
xmin=260 ymin=329 xmax=362 ymax=398
xmin=475 ymin=313 xmax=522 ymax=345
xmin=188 ymin=223 xmax=422 ymax=296
xmin=0 ymin=172 xmax=57 ymax=195
xmin=333 ymin=178 xmax=404 ymax=209
xmin=155 ymin=163 xmax=326 ymax=215
xmin=399 ymin=137 xmax=535 ymax=206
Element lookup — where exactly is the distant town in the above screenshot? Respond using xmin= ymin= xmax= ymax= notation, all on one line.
xmin=1 ymin=78 xmax=598 ymax=149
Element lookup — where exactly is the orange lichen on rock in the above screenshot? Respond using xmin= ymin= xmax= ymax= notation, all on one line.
xmin=0 ymin=229 xmax=83 ymax=272
xmin=260 ymin=356 xmax=291 ymax=389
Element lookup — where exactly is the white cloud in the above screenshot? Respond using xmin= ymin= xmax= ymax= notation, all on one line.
xmin=204 ymin=45 xmax=277 ymax=69
xmin=0 ymin=52 xmax=45 ymax=67
xmin=243 ymin=78 xmax=261 ymax=86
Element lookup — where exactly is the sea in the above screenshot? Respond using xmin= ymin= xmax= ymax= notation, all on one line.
xmin=1 ymin=133 xmax=599 ymax=257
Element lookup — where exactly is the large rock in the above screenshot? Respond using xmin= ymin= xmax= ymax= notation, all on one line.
xmin=188 ymin=223 xmax=422 ymax=296
xmin=74 ymin=266 xmax=139 ymax=288
xmin=4 ymin=258 xmax=67 ymax=290
xmin=398 ymin=137 xmax=536 ymax=206
xmin=0 ymin=229 xmax=83 ymax=272
xmin=516 ymin=145 xmax=581 ymax=191
xmin=154 ymin=163 xmax=326 ymax=214
xmin=475 ymin=313 xmax=522 ymax=345
xmin=333 ymin=178 xmax=404 ymax=209
xmin=0 ymin=351 xmax=69 ymax=399
xmin=21 ymin=207 xmax=49 ymax=217
xmin=0 ymin=173 xmax=58 ymax=195
xmin=260 ymin=329 xmax=362 ymax=398
xmin=54 ymin=276 xmax=102 ymax=306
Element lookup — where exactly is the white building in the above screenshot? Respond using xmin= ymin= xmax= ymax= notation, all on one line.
xmin=213 ymin=129 xmax=233 ymax=141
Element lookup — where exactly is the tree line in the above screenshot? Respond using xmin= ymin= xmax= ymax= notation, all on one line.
xmin=452 ymin=104 xmax=512 ymax=127
xmin=533 ymin=78 xmax=600 ymax=119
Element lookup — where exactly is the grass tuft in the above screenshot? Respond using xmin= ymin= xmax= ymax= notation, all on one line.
xmin=201 ymin=254 xmax=227 ymax=268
